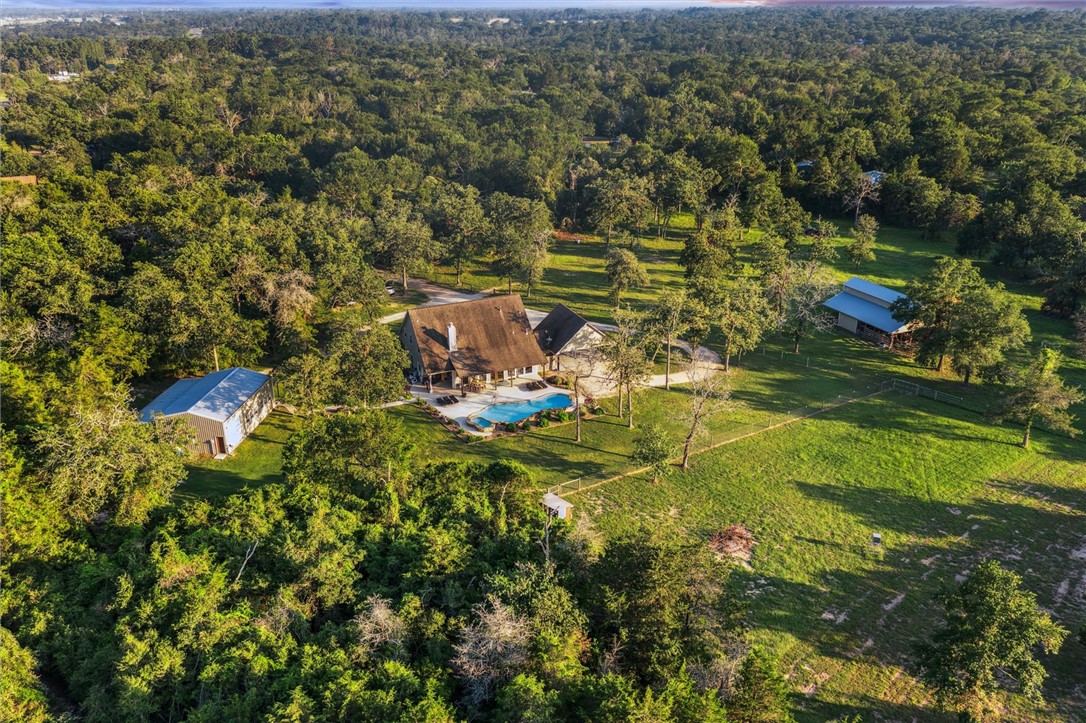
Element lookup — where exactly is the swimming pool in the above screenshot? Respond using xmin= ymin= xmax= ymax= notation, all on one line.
xmin=471 ymin=393 xmax=574 ymax=428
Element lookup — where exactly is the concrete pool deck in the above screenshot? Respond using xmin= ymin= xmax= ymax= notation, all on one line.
xmin=408 ymin=374 xmax=574 ymax=436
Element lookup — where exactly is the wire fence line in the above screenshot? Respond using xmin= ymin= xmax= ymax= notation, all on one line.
xmin=545 ymin=339 xmax=1081 ymax=499
xmin=880 ymin=378 xmax=965 ymax=406
xmin=739 ymin=344 xmax=1076 ymax=439
xmin=545 ymin=370 xmax=1076 ymax=500
xmin=546 ymin=381 xmax=888 ymax=499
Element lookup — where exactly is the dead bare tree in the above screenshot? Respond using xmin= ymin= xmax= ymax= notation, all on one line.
xmin=452 ymin=598 xmax=530 ymax=707
xmin=232 ymin=540 xmax=259 ymax=585
xmin=843 ymin=172 xmax=881 ymax=223
xmin=215 ymin=103 xmax=245 ymax=134
xmin=260 ymin=270 xmax=317 ymax=344
xmin=681 ymin=352 xmax=739 ymax=470
xmin=352 ymin=595 xmax=406 ymax=661
xmin=315 ymin=89 xmax=337 ymax=118
xmin=599 ymin=310 xmax=651 ymax=429
xmin=567 ymin=345 xmax=603 ymax=443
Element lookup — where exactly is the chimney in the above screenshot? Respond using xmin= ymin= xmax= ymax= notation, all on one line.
xmin=447 ymin=322 xmax=457 ymax=352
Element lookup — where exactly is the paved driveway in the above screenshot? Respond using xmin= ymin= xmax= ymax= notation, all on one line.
xmin=379 ymin=280 xmax=487 ymax=325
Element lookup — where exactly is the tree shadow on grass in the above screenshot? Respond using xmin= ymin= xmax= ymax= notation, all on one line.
xmin=177 ymin=471 xmax=286 ymax=500
xmin=734 ymin=530 xmax=1079 ymax=721
xmin=475 ymin=435 xmax=616 ymax=485
xmin=731 ymin=535 xmax=958 ymax=663
xmin=710 ymin=475 xmax=1086 ymax=687
xmin=799 ymin=695 xmax=952 ymax=723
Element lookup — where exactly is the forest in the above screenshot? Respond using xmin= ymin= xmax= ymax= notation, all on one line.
xmin=2 ymin=7 xmax=1085 ymax=722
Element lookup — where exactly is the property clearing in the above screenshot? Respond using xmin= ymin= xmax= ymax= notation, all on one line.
xmin=581 ymin=394 xmax=1086 ymax=722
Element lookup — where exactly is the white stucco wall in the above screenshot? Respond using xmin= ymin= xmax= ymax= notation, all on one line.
xmin=559 ymin=325 xmax=605 ymax=355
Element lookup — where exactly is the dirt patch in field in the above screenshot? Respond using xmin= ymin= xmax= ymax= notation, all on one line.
xmin=709 ymin=524 xmax=756 ymax=561
xmin=883 ymin=593 xmax=906 ymax=612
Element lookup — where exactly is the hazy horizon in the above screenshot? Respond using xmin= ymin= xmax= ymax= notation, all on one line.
xmin=3 ymin=0 xmax=1082 ymax=14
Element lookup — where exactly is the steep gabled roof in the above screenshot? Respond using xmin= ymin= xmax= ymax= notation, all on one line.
xmin=404 ymin=295 xmax=546 ymax=377
xmin=140 ymin=367 xmax=270 ymax=423
xmin=534 ymin=303 xmax=601 ymax=354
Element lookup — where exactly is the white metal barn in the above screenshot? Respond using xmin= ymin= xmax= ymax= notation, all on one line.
xmin=823 ymin=277 xmax=912 ymax=349
xmin=140 ymin=367 xmax=275 ymax=457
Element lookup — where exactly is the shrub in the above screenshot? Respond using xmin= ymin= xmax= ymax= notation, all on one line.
xmin=556 ymin=410 xmax=572 ymax=423
xmin=505 ymin=423 xmax=518 ymax=433
xmin=539 ymin=417 xmax=550 ymax=428
xmin=520 ymin=421 xmax=532 ymax=431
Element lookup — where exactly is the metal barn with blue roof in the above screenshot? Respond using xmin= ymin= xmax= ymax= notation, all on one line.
xmin=823 ymin=277 xmax=913 ymax=349
xmin=141 ymin=367 xmax=275 ymax=456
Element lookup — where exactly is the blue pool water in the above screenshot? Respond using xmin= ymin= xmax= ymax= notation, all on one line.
xmin=473 ymin=393 xmax=573 ymax=426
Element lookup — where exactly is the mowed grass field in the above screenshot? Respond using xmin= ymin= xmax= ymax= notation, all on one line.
xmin=582 ymin=396 xmax=1086 ymax=722
xmin=182 ymin=218 xmax=1086 ymax=719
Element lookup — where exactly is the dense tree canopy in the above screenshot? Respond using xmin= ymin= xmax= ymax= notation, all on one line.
xmin=3 ymin=7 xmax=1086 ymax=720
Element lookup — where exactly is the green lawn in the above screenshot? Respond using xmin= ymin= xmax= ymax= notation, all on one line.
xmin=429 ymin=232 xmax=687 ymax=325
xmin=580 ymin=395 xmax=1086 ymax=722
xmin=181 ymin=411 xmax=301 ymax=499
xmin=425 ymin=217 xmax=1084 ymax=425
xmin=181 ymin=215 xmax=1083 ymax=505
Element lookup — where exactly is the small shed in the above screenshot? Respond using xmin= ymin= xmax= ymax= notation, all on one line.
xmin=542 ymin=493 xmax=574 ymax=521
xmin=823 ymin=277 xmax=912 ymax=349
xmin=140 ymin=367 xmax=274 ymax=457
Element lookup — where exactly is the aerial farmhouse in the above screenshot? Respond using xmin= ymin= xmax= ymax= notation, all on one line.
xmin=140 ymin=367 xmax=275 ymax=457
xmin=400 ymin=295 xmax=548 ymax=392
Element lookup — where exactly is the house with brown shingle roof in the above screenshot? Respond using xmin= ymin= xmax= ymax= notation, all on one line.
xmin=399 ymin=295 xmax=547 ymax=392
